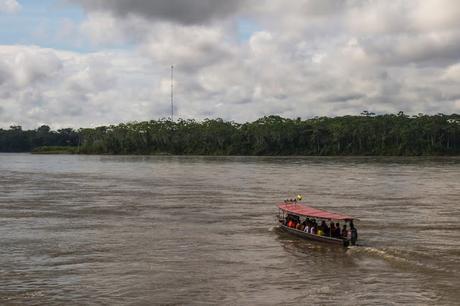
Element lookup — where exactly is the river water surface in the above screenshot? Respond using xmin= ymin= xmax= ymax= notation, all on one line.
xmin=0 ymin=154 xmax=459 ymax=305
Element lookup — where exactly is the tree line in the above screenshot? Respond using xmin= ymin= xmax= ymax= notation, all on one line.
xmin=1 ymin=113 xmax=459 ymax=155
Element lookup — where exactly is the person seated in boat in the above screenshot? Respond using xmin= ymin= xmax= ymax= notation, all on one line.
xmin=296 ymin=222 xmax=304 ymax=231
xmin=334 ymin=223 xmax=341 ymax=238
xmin=350 ymin=221 xmax=358 ymax=245
xmin=325 ymin=224 xmax=330 ymax=236
xmin=317 ymin=221 xmax=323 ymax=236
xmin=298 ymin=218 xmax=308 ymax=231
xmin=284 ymin=214 xmax=292 ymax=227
xmin=285 ymin=214 xmax=295 ymax=226
xmin=302 ymin=218 xmax=309 ymax=227
xmin=330 ymin=222 xmax=336 ymax=237
xmin=341 ymin=224 xmax=348 ymax=239
xmin=289 ymin=216 xmax=298 ymax=228
xmin=295 ymin=216 xmax=301 ymax=228
xmin=304 ymin=222 xmax=310 ymax=233
xmin=310 ymin=222 xmax=317 ymax=235
xmin=309 ymin=220 xmax=315 ymax=231
xmin=319 ymin=220 xmax=330 ymax=236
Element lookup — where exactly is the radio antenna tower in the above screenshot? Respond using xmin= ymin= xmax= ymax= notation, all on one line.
xmin=170 ymin=65 xmax=174 ymax=121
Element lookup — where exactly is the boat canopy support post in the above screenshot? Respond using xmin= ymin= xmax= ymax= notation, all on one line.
xmin=278 ymin=208 xmax=284 ymax=221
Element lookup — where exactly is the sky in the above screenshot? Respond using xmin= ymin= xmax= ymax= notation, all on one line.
xmin=0 ymin=0 xmax=460 ymax=129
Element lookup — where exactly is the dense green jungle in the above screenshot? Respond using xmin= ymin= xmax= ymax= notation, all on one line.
xmin=1 ymin=113 xmax=459 ymax=156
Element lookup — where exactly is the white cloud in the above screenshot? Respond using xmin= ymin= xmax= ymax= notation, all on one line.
xmin=80 ymin=12 xmax=128 ymax=46
xmin=412 ymin=0 xmax=460 ymax=32
xmin=140 ymin=23 xmax=234 ymax=71
xmin=0 ymin=45 xmax=168 ymax=128
xmin=1 ymin=0 xmax=460 ymax=129
xmin=0 ymin=0 xmax=20 ymax=13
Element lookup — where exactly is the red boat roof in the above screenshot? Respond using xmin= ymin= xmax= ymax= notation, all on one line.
xmin=278 ymin=203 xmax=354 ymax=221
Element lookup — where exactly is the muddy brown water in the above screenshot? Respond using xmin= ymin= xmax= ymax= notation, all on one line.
xmin=0 ymin=154 xmax=459 ymax=305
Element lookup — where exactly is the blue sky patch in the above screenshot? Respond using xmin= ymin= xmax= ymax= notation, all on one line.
xmin=236 ymin=17 xmax=260 ymax=42
xmin=0 ymin=0 xmax=91 ymax=51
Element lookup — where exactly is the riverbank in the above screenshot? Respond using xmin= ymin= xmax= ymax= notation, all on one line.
xmin=31 ymin=146 xmax=78 ymax=154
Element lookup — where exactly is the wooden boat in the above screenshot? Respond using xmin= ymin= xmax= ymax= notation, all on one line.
xmin=277 ymin=202 xmax=356 ymax=247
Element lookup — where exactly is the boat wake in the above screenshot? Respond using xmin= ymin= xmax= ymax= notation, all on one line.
xmin=347 ymin=246 xmax=454 ymax=274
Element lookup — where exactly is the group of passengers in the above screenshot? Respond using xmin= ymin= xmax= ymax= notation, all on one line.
xmin=282 ymin=214 xmax=358 ymax=244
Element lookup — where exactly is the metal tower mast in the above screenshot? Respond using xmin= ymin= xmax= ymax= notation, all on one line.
xmin=171 ymin=65 xmax=174 ymax=121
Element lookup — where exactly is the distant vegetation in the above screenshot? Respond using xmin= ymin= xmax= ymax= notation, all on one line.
xmin=0 ymin=125 xmax=79 ymax=153
xmin=31 ymin=146 xmax=78 ymax=154
xmin=1 ymin=112 xmax=459 ymax=156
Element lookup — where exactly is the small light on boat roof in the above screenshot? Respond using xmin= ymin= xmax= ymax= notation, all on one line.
xmin=297 ymin=195 xmax=302 ymax=201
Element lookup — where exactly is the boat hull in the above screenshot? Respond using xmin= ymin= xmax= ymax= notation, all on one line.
xmin=279 ymin=224 xmax=349 ymax=247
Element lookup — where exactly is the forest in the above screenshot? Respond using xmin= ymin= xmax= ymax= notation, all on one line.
xmin=0 ymin=112 xmax=459 ymax=156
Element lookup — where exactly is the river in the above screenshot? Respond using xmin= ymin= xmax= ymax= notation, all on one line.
xmin=0 ymin=154 xmax=459 ymax=305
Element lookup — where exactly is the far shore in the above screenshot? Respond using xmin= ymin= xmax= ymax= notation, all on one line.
xmin=25 ymin=148 xmax=459 ymax=157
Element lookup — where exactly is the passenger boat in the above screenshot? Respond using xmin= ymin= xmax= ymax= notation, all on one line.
xmin=277 ymin=201 xmax=356 ymax=247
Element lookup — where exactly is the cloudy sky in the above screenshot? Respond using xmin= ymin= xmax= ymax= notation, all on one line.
xmin=1 ymin=0 xmax=459 ymax=128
